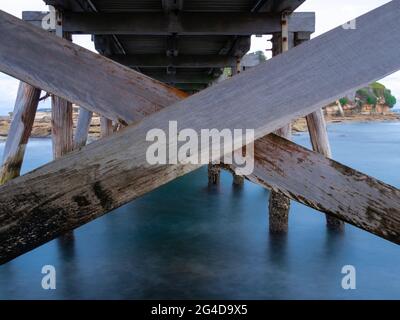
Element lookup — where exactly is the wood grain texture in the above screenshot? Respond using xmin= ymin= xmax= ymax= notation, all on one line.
xmin=244 ymin=134 xmax=400 ymax=243
xmin=0 ymin=82 xmax=41 ymax=185
xmin=61 ymin=12 xmax=315 ymax=35
xmin=51 ymin=95 xmax=74 ymax=159
xmin=306 ymin=109 xmax=332 ymax=157
xmin=100 ymin=117 xmax=113 ymax=138
xmin=268 ymin=22 xmax=293 ymax=232
xmin=306 ymin=108 xmax=346 ymax=230
xmin=1 ymin=1 xmax=400 ymax=263
xmin=0 ymin=10 xmax=188 ymax=124
xmin=108 ymin=54 xmax=238 ymax=68
xmin=74 ymin=107 xmax=93 ymax=149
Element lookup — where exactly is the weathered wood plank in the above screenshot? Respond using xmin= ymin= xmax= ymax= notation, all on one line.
xmin=306 ymin=109 xmax=332 ymax=157
xmin=107 ymin=54 xmax=238 ymax=68
xmin=74 ymin=107 xmax=93 ymax=149
xmin=51 ymin=95 xmax=74 ymax=159
xmin=0 ymin=82 xmax=41 ymax=185
xmin=306 ymin=109 xmax=345 ymax=230
xmin=268 ymin=24 xmax=293 ymax=233
xmin=0 ymin=10 xmax=188 ymax=124
xmin=1 ymin=1 xmax=400 ymax=263
xmin=243 ymin=134 xmax=400 ymax=243
xmin=59 ymin=12 xmax=315 ymax=35
xmin=100 ymin=117 xmax=113 ymax=138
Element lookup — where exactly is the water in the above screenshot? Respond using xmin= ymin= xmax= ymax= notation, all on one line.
xmin=0 ymin=122 xmax=400 ymax=300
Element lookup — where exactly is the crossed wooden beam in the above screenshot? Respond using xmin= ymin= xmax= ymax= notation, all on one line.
xmin=1 ymin=1 xmax=400 ymax=264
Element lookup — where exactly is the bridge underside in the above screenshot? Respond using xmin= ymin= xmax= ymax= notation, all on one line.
xmin=0 ymin=1 xmax=399 ymax=264
xmin=44 ymin=0 xmax=307 ymax=91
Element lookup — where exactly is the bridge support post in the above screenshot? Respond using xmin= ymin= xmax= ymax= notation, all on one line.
xmin=51 ymin=94 xmax=74 ymax=158
xmin=306 ymin=108 xmax=345 ymax=231
xmin=268 ymin=13 xmax=294 ymax=233
xmin=52 ymin=13 xmax=74 ymax=159
xmin=0 ymin=82 xmax=41 ymax=185
xmin=74 ymin=107 xmax=93 ymax=149
xmin=295 ymin=33 xmax=345 ymax=232
xmin=0 ymin=14 xmax=45 ymax=185
xmin=208 ymin=163 xmax=221 ymax=185
xmin=100 ymin=117 xmax=113 ymax=137
xmin=232 ymin=57 xmax=245 ymax=186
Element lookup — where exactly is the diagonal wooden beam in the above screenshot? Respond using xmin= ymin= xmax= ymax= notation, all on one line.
xmin=1 ymin=1 xmax=400 ymax=263
xmin=0 ymin=10 xmax=188 ymax=124
xmin=238 ymin=134 xmax=400 ymax=244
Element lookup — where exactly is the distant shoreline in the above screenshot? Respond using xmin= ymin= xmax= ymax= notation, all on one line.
xmin=292 ymin=112 xmax=400 ymax=133
xmin=1 ymin=111 xmax=400 ymax=142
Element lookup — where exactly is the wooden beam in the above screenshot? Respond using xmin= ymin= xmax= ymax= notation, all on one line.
xmin=51 ymin=30 xmax=74 ymax=160
xmin=56 ymin=12 xmax=315 ymax=35
xmin=306 ymin=109 xmax=332 ymax=158
xmin=173 ymin=83 xmax=208 ymax=92
xmin=162 ymin=0 xmax=184 ymax=13
xmin=100 ymin=117 xmax=113 ymax=138
xmin=0 ymin=10 xmax=189 ymax=124
xmin=238 ymin=134 xmax=400 ymax=244
xmin=51 ymin=95 xmax=74 ymax=159
xmin=137 ymin=72 xmax=217 ymax=84
xmin=0 ymin=83 xmax=41 ymax=185
xmin=107 ymin=54 xmax=238 ymax=68
xmin=74 ymin=107 xmax=93 ymax=149
xmin=1 ymin=1 xmax=400 ymax=263
xmin=268 ymin=15 xmax=293 ymax=233
xmin=231 ymin=59 xmax=245 ymax=186
xmin=306 ymin=108 xmax=345 ymax=230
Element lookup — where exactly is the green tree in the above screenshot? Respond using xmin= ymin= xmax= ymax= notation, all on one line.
xmin=339 ymin=97 xmax=349 ymax=105
xmin=384 ymin=89 xmax=397 ymax=108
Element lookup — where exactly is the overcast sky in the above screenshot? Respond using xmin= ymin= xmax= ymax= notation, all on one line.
xmin=0 ymin=0 xmax=397 ymax=115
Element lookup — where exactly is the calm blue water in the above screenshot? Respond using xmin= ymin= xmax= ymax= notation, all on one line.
xmin=0 ymin=121 xmax=400 ymax=300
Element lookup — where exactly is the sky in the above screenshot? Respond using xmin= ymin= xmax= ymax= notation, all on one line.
xmin=0 ymin=0 xmax=398 ymax=115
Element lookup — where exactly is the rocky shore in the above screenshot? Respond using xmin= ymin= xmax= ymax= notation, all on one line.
xmin=0 ymin=110 xmax=102 ymax=142
xmin=0 ymin=110 xmax=399 ymax=141
xmin=292 ymin=112 xmax=400 ymax=133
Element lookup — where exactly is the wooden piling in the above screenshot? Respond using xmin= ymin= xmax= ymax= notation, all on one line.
xmin=51 ymin=95 xmax=74 ymax=159
xmin=306 ymin=109 xmax=345 ymax=231
xmin=231 ymin=58 xmax=245 ymax=186
xmin=74 ymin=107 xmax=93 ymax=149
xmin=268 ymin=29 xmax=294 ymax=233
xmin=100 ymin=116 xmax=113 ymax=138
xmin=0 ymin=82 xmax=40 ymax=185
xmin=51 ymin=30 xmax=74 ymax=159
xmin=208 ymin=164 xmax=221 ymax=185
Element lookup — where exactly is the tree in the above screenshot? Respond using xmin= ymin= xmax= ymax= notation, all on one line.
xmin=384 ymin=89 xmax=397 ymax=108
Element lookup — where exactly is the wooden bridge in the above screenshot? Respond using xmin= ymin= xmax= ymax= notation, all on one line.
xmin=0 ymin=0 xmax=400 ymax=264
